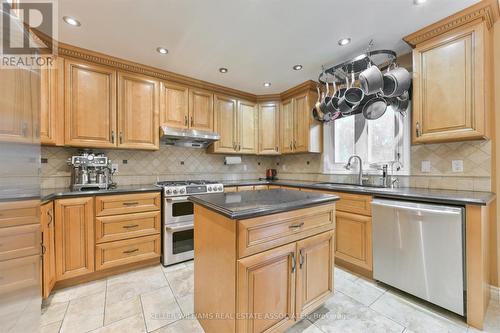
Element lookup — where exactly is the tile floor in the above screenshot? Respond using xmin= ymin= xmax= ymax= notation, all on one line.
xmin=41 ymin=261 xmax=500 ymax=333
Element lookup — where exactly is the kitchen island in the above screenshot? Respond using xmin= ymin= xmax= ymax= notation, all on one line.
xmin=189 ymin=189 xmax=339 ymax=333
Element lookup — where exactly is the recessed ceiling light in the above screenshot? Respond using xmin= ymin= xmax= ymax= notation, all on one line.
xmin=338 ymin=38 xmax=351 ymax=46
xmin=63 ymin=16 xmax=81 ymax=27
xmin=219 ymin=67 xmax=228 ymax=73
xmin=156 ymin=47 xmax=168 ymax=54
xmin=263 ymin=82 xmax=271 ymax=87
xmin=413 ymin=0 xmax=427 ymax=4
xmin=293 ymin=65 xmax=303 ymax=71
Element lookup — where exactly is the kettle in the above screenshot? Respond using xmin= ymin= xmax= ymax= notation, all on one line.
xmin=266 ymin=169 xmax=277 ymax=180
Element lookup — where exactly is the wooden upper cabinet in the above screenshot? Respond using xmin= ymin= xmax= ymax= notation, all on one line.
xmin=410 ymin=21 xmax=491 ymax=144
xmin=296 ymin=231 xmax=334 ymax=317
xmin=258 ymin=102 xmax=280 ymax=155
xmin=280 ymin=99 xmax=294 ymax=154
xmin=189 ymin=88 xmax=214 ymax=131
xmin=64 ymin=60 xmax=117 ymax=148
xmin=54 ymin=197 xmax=95 ymax=280
xmin=40 ymin=57 xmax=64 ymax=146
xmin=293 ymin=93 xmax=310 ymax=152
xmin=160 ymin=82 xmax=189 ymax=129
xmin=210 ymin=94 xmax=238 ymax=153
xmin=41 ymin=202 xmax=56 ymax=298
xmin=238 ymin=100 xmax=258 ymax=154
xmin=237 ymin=242 xmax=296 ymax=333
xmin=0 ymin=67 xmax=37 ymax=144
xmin=117 ymin=72 xmax=159 ymax=150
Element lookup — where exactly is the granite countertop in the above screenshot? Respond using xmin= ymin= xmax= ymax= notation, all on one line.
xmin=221 ymin=179 xmax=496 ymax=206
xmin=189 ymin=188 xmax=340 ymax=219
xmin=41 ymin=184 xmax=161 ymax=202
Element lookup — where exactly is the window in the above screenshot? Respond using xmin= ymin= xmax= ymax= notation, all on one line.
xmin=323 ymin=105 xmax=410 ymax=175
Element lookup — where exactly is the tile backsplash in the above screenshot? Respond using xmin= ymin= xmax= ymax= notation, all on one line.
xmin=41 ymin=139 xmax=492 ymax=192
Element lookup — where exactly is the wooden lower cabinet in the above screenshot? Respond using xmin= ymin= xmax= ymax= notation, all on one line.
xmin=295 ymin=231 xmax=334 ymax=317
xmin=41 ymin=202 xmax=56 ymax=298
xmin=194 ymin=203 xmax=335 ymax=333
xmin=237 ymin=243 xmax=297 ymax=333
xmin=54 ymin=197 xmax=95 ymax=280
xmin=335 ymin=211 xmax=372 ymax=272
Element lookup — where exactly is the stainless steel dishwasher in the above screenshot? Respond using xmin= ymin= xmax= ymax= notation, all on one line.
xmin=372 ymin=199 xmax=465 ymax=315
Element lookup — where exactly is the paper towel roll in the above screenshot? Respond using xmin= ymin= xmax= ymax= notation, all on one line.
xmin=224 ymin=156 xmax=242 ymax=165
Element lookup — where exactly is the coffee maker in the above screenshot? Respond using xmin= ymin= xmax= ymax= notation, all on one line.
xmin=68 ymin=151 xmax=114 ymax=191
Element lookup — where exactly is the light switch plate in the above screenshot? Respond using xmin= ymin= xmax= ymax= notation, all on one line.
xmin=421 ymin=160 xmax=431 ymax=173
xmin=452 ymin=160 xmax=464 ymax=173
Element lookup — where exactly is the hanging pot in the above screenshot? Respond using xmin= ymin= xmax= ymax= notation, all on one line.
xmin=362 ymin=94 xmax=388 ymax=120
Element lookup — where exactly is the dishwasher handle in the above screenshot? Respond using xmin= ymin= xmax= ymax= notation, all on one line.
xmin=371 ymin=200 xmax=463 ymax=216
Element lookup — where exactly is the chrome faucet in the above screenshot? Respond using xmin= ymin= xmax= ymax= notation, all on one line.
xmin=345 ymin=155 xmax=364 ymax=185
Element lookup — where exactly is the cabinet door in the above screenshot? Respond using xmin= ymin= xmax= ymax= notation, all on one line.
xmin=160 ymin=82 xmax=189 ymax=129
xmin=0 ymin=67 xmax=36 ymax=143
xmin=280 ymin=99 xmax=294 ymax=154
xmin=189 ymin=88 xmax=214 ymax=131
xmin=64 ymin=60 xmax=117 ymax=148
xmin=412 ymin=23 xmax=487 ymax=143
xmin=335 ymin=211 xmax=372 ymax=272
xmin=54 ymin=197 xmax=94 ymax=280
xmin=258 ymin=102 xmax=280 ymax=155
xmin=212 ymin=94 xmax=238 ymax=153
xmin=296 ymin=231 xmax=334 ymax=317
xmin=40 ymin=60 xmax=57 ymax=145
xmin=293 ymin=93 xmax=309 ymax=152
xmin=117 ymin=72 xmax=159 ymax=150
xmin=41 ymin=202 xmax=56 ymax=298
xmin=238 ymin=100 xmax=258 ymax=154
xmin=237 ymin=243 xmax=296 ymax=333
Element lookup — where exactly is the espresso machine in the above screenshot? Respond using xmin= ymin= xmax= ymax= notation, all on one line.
xmin=68 ymin=151 xmax=114 ymax=191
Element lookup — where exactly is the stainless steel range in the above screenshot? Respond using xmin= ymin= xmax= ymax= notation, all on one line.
xmin=156 ymin=180 xmax=224 ymax=266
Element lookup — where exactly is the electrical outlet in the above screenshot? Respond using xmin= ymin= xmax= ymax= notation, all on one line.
xmin=111 ymin=163 xmax=119 ymax=173
xmin=452 ymin=160 xmax=464 ymax=173
xmin=421 ymin=160 xmax=431 ymax=173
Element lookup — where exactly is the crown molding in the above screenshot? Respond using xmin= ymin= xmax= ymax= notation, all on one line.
xmin=403 ymin=0 xmax=500 ymax=48
xmin=280 ymin=80 xmax=317 ymax=100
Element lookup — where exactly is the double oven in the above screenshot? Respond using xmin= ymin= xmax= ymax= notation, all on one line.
xmin=159 ymin=181 xmax=224 ymax=266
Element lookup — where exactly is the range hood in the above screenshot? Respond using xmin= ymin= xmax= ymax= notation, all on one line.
xmin=160 ymin=126 xmax=220 ymax=148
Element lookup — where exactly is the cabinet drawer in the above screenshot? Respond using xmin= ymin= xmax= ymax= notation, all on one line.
xmin=0 ymin=224 xmax=40 ymax=261
xmin=237 ymin=204 xmax=335 ymax=258
xmin=96 ymin=211 xmax=161 ymax=243
xmin=0 ymin=200 xmax=39 ymax=228
xmin=253 ymin=185 xmax=269 ymax=190
xmin=95 ymin=192 xmax=160 ymax=216
xmin=95 ymin=235 xmax=160 ymax=271
xmin=332 ymin=192 xmax=372 ymax=216
xmin=224 ymin=187 xmax=238 ymax=193
xmin=0 ymin=255 xmax=40 ymax=295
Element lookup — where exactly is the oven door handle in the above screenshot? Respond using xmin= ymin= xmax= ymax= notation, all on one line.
xmin=166 ymin=196 xmax=189 ymax=202
xmin=165 ymin=223 xmax=194 ymax=232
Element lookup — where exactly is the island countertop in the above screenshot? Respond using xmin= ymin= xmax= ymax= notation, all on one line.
xmin=188 ymin=188 xmax=340 ymax=219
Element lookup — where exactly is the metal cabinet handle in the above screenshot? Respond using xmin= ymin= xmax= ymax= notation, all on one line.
xmin=119 ymin=132 xmax=123 ymax=144
xmin=190 ymin=116 xmax=194 ymax=127
xmin=122 ymin=201 xmax=139 ymax=206
xmin=111 ymin=130 xmax=115 ymax=143
xmin=47 ymin=209 xmax=53 ymax=226
xmin=275 ymin=146 xmax=278 ymax=152
xmin=184 ymin=115 xmax=188 ymax=126
xmin=238 ymin=143 xmax=241 ymax=151
xmin=22 ymin=122 xmax=28 ymax=137
xmin=123 ymin=224 xmax=139 ymax=229
xmin=416 ymin=122 xmax=421 ymax=137
xmin=299 ymin=249 xmax=304 ymax=269
xmin=291 ymin=253 xmax=296 ymax=273
xmin=41 ymin=243 xmax=46 ymax=255
xmin=289 ymin=222 xmax=304 ymax=229
xmin=289 ymin=142 xmax=292 ymax=150
xmin=123 ymin=248 xmax=139 ymax=254
xmin=293 ymin=140 xmax=297 ymax=149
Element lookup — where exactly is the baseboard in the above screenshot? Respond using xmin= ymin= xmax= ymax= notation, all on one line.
xmin=491 ymin=285 xmax=500 ymax=303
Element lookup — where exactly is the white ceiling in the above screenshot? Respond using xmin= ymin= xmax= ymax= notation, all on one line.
xmin=57 ymin=0 xmax=479 ymax=94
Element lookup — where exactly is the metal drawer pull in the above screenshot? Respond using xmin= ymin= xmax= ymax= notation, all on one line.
xmin=123 ymin=248 xmax=139 ymax=254
xmin=299 ymin=249 xmax=304 ymax=269
xmin=291 ymin=253 xmax=296 ymax=273
xmin=123 ymin=224 xmax=139 ymax=229
xmin=289 ymin=222 xmax=304 ymax=229
xmin=122 ymin=202 xmax=139 ymax=206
